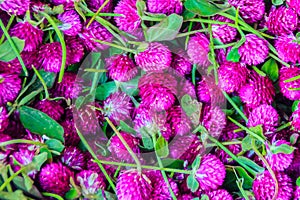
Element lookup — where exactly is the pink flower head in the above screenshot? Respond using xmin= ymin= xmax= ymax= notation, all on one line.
xmin=65 ymin=36 xmax=85 ymax=65
xmin=51 ymin=0 xmax=80 ymax=9
xmin=58 ymin=10 xmax=82 ymax=36
xmin=147 ymin=0 xmax=183 ymax=15
xmin=279 ymin=66 xmax=300 ymax=101
xmin=206 ymin=189 xmax=233 ymax=200
xmin=0 ymin=0 xmax=30 ymax=15
xmin=212 ymin=15 xmax=237 ymax=44
xmin=167 ymin=105 xmax=192 ymax=136
xmin=34 ymin=100 xmax=64 ymax=121
xmin=10 ymin=148 xmax=37 ymax=178
xmin=171 ymin=50 xmax=192 ymax=76
xmin=53 ymin=72 xmax=83 ymax=99
xmin=201 ymin=106 xmax=226 ymax=138
xmin=275 ymin=34 xmax=300 ymax=64
xmin=286 ymin=0 xmax=300 ymax=15
xmin=0 ymin=73 xmax=21 ymax=106
xmin=60 ymin=119 xmax=81 ymax=146
xmin=0 ymin=106 xmax=8 ymax=133
xmin=76 ymin=170 xmax=106 ymax=197
xmin=61 ymin=146 xmax=86 ymax=170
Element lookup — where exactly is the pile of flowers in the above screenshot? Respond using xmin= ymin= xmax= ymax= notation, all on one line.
xmin=0 ymin=0 xmax=299 ymax=199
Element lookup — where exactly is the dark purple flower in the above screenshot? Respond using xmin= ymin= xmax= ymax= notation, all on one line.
xmin=0 ymin=0 xmax=30 ymax=15
xmin=167 ymin=105 xmax=192 ymax=136
xmin=266 ymin=6 xmax=298 ymax=35
xmin=65 ymin=36 xmax=85 ymax=65
xmin=292 ymin=108 xmax=300 ymax=131
xmin=212 ymin=15 xmax=237 ymax=44
xmin=201 ymin=106 xmax=226 ymax=138
xmin=51 ymin=0 xmax=80 ymax=9
xmin=206 ymin=189 xmax=233 ymax=200
xmin=177 ymin=79 xmax=197 ymax=101
xmin=279 ymin=66 xmax=300 ymax=101
xmin=60 ymin=119 xmax=81 ymax=146
xmin=171 ymin=50 xmax=192 ymax=76
xmin=10 ymin=148 xmax=37 ymax=178
xmin=58 ymin=10 xmax=82 ymax=36
xmin=61 ymin=146 xmax=86 ymax=170
xmin=34 ymin=100 xmax=64 ymax=121
xmin=0 ymin=73 xmax=21 ymax=106
xmin=0 ymin=106 xmax=8 ymax=133
xmin=0 ymin=133 xmax=15 ymax=164
xmin=53 ymin=72 xmax=83 ymax=99
xmin=147 ymin=0 xmax=183 ymax=15
xmin=85 ymin=0 xmax=113 ymax=13
xmin=275 ymin=34 xmax=300 ymax=64
xmin=76 ymin=170 xmax=106 ymax=197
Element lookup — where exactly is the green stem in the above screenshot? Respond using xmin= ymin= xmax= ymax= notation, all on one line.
xmin=206 ymin=140 xmax=242 ymax=147
xmin=0 ymin=167 xmax=26 ymax=191
xmin=85 ymin=13 xmax=122 ymax=17
xmin=186 ymin=18 xmax=236 ymax=28
xmin=89 ymin=60 xmax=102 ymax=95
xmin=84 ymin=68 xmax=107 ymax=73
xmin=42 ymin=192 xmax=64 ymax=200
xmin=32 ymin=65 xmax=49 ymax=99
xmin=177 ymin=29 xmax=207 ymax=38
xmin=94 ymin=39 xmax=136 ymax=53
xmin=269 ymin=53 xmax=289 ymax=67
xmin=214 ymin=42 xmax=236 ymax=49
xmin=0 ymin=139 xmax=46 ymax=148
xmin=276 ymin=122 xmax=291 ymax=132
xmin=222 ymin=91 xmax=248 ymax=122
xmin=208 ymin=23 xmax=219 ymax=84
xmin=87 ymin=0 xmax=111 ymax=28
xmin=141 ymin=16 xmax=164 ymax=21
xmin=0 ymin=19 xmax=28 ymax=77
xmin=0 ymin=15 xmax=15 ymax=45
xmin=285 ymin=74 xmax=300 ymax=83
xmin=40 ymin=12 xmax=67 ymax=83
xmin=105 ymin=117 xmax=142 ymax=173
xmin=192 ymin=64 xmax=197 ymax=85
xmin=185 ymin=21 xmax=194 ymax=50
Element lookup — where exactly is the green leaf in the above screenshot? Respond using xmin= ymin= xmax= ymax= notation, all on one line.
xmin=241 ymin=135 xmax=252 ymax=151
xmin=136 ymin=0 xmax=146 ymax=17
xmin=223 ymin=166 xmax=253 ymax=192
xmin=31 ymin=152 xmax=48 ymax=171
xmin=141 ymin=131 xmax=154 ymax=150
xmin=191 ymin=156 xmax=201 ymax=171
xmin=226 ymin=48 xmax=240 ymax=62
xmin=261 ymin=58 xmax=279 ymax=82
xmin=292 ymin=100 xmax=300 ymax=112
xmin=237 ymin=156 xmax=265 ymax=174
xmin=272 ymin=0 xmax=283 ymax=5
xmin=0 ymin=190 xmax=27 ymax=200
xmin=290 ymin=133 xmax=299 ymax=145
xmin=155 ymin=136 xmax=169 ymax=158
xmin=119 ymin=120 xmax=136 ymax=134
xmin=296 ymin=176 xmax=300 ymax=186
xmin=0 ymin=37 xmax=24 ymax=62
xmin=19 ymin=106 xmax=64 ymax=142
xmin=187 ymin=175 xmax=199 ymax=193
xmin=12 ymin=176 xmax=43 ymax=199
xmin=183 ymin=10 xmax=196 ymax=20
xmin=119 ymin=76 xmax=140 ymax=96
xmin=18 ymin=88 xmax=43 ymax=106
xmin=40 ymin=147 xmax=53 ymax=160
xmin=22 ymin=173 xmax=33 ymax=191
xmin=147 ymin=14 xmax=183 ymax=42
xmin=271 ymin=144 xmax=295 ymax=154
xmin=109 ymin=46 xmax=124 ymax=56
xmin=248 ymin=125 xmax=265 ymax=140
xmin=159 ymin=159 xmax=185 ymax=169
xmin=200 ymin=195 xmax=208 ymax=200
xmin=181 ymin=94 xmax=199 ymax=116
xmin=95 ymin=81 xmax=117 ymax=101
xmin=45 ymin=139 xmax=65 ymax=153
xmin=184 ymin=0 xmax=221 ymax=16
xmin=65 ymin=188 xmax=80 ymax=200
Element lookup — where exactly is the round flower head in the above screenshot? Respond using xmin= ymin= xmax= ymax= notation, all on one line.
xmin=51 ymin=0 xmax=80 ymax=9
xmin=168 ymin=135 xmax=204 ymax=164
xmin=61 ymin=119 xmax=80 ymax=146
xmin=0 ymin=134 xmax=15 ymax=163
xmin=292 ymin=108 xmax=300 ymax=131
xmin=177 ymin=79 xmax=197 ymax=101
xmin=247 ymin=104 xmax=279 ymax=133
xmin=218 ymin=61 xmax=248 ymax=93
xmin=206 ymin=189 xmax=233 ymax=200
xmin=279 ymin=66 xmax=300 ymax=101
xmin=58 ymin=10 xmax=82 ymax=36
xmin=195 ymin=154 xmax=226 ymax=191
xmin=187 ymin=33 xmax=211 ymax=68
xmin=238 ymin=71 xmax=275 ymax=108
xmin=212 ymin=15 xmax=237 ymax=44
xmin=201 ymin=106 xmax=226 ymax=138
xmin=61 ymin=146 xmax=86 ymax=170
xmin=286 ymin=0 xmax=300 ymax=15
xmin=10 ymin=148 xmax=37 ymax=178
xmin=228 ymin=0 xmax=265 ymax=23
xmin=53 ymin=72 xmax=83 ymax=99
xmin=253 ymin=171 xmax=293 ymax=200
xmin=266 ymin=6 xmax=298 ymax=35
xmin=76 ymin=170 xmax=106 ymax=197
xmin=295 ymin=186 xmax=300 ymax=200
xmin=0 ymin=73 xmax=21 ymax=106
xmin=79 ymin=20 xmax=113 ymax=52
xmin=275 ymin=34 xmax=300 ymax=64
xmin=171 ymin=50 xmax=192 ymax=76
xmin=85 ymin=0 xmax=113 ymax=13
xmin=116 ymin=169 xmax=152 ymax=200
xmin=65 ymin=36 xmax=85 ymax=65
xmin=34 ymin=100 xmax=64 ymax=121
xmin=265 ymin=140 xmax=294 ymax=171
xmin=106 ymin=54 xmax=138 ymax=82
xmin=138 ymin=72 xmax=177 ymax=112
xmin=114 ymin=0 xmax=141 ymax=33
xmin=10 ymin=21 xmax=43 ymax=52
xmin=0 ymin=106 xmax=8 ymax=133
xmin=135 ymin=42 xmax=172 ymax=71
xmin=147 ymin=0 xmax=183 ymax=15
xmin=102 ymin=91 xmax=133 ymax=125
xmin=108 ymin=132 xmax=140 ymax=162
xmin=238 ymin=34 xmax=269 ymax=66
xmin=38 ymin=162 xmax=74 ymax=196
xmin=167 ymin=105 xmax=192 ymax=136
xmin=0 ymin=0 xmax=30 ymax=15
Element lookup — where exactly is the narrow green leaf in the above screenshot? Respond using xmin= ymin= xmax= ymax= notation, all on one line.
xmin=241 ymin=135 xmax=252 ymax=151
xmin=119 ymin=120 xmax=136 ymax=134
xmin=155 ymin=136 xmax=169 ymax=158
xmin=45 ymin=139 xmax=65 ymax=153
xmin=226 ymin=48 xmax=240 ymax=62
xmin=22 ymin=173 xmax=33 ymax=191
xmin=261 ymin=58 xmax=279 ymax=82
xmin=187 ymin=175 xmax=199 ymax=193
xmin=292 ymin=100 xmax=300 ymax=112
xmin=12 ymin=176 xmax=43 ymax=199
xmin=184 ymin=0 xmax=221 ymax=16
xmin=65 ymin=188 xmax=79 ymax=200
xmin=191 ymin=156 xmax=201 ymax=171
xmin=237 ymin=156 xmax=265 ymax=174
xmin=0 ymin=37 xmax=24 ymax=62
xmin=0 ymin=190 xmax=27 ymax=200
xmin=31 ymin=152 xmax=48 ymax=171
xmin=290 ymin=133 xmax=299 ymax=145
xmin=136 ymin=0 xmax=146 ymax=17
xmin=271 ymin=144 xmax=295 ymax=154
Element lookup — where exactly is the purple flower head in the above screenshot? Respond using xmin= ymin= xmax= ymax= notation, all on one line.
xmin=292 ymin=108 xmax=300 ymax=131
xmin=10 ymin=148 xmax=37 ymax=178
xmin=61 ymin=146 xmax=86 ymax=170
xmin=53 ymin=72 xmax=83 ymax=99
xmin=147 ymin=0 xmax=183 ymax=15
xmin=10 ymin=21 xmax=43 ymax=52
xmin=265 ymin=139 xmax=294 ymax=171
xmin=171 ymin=50 xmax=192 ymax=76
xmin=167 ymin=105 xmax=192 ymax=136
xmin=76 ymin=170 xmax=106 ymax=197
xmin=266 ymin=6 xmax=298 ymax=35
xmin=65 ymin=36 xmax=85 ymax=65
xmin=286 ymin=0 xmax=300 ymax=15
xmin=85 ymin=0 xmax=113 ymax=13
xmin=177 ymin=79 xmax=197 ymax=101
xmin=212 ymin=15 xmax=237 ymax=44
xmin=206 ymin=189 xmax=233 ymax=200
xmin=275 ymin=34 xmax=300 ymax=64
xmin=253 ymin=172 xmax=293 ymax=200
xmin=0 ymin=133 xmax=15 ymax=163
xmin=38 ymin=162 xmax=74 ymax=196
xmin=195 ymin=154 xmax=226 ymax=191
xmin=178 ymin=194 xmax=196 ymax=200
xmin=228 ymin=0 xmax=265 ymax=23
xmin=34 ymin=100 xmax=64 ymax=121
xmin=135 ymin=42 xmax=172 ymax=71
xmin=295 ymin=186 xmax=300 ymax=200
xmin=0 ymin=106 xmax=8 ymax=133
xmin=102 ymin=91 xmax=133 ymax=125
xmin=238 ymin=34 xmax=269 ymax=66
xmin=218 ymin=61 xmax=248 ymax=93
xmin=247 ymin=104 xmax=279 ymax=133
xmin=114 ymin=0 xmax=141 ymax=33
xmin=58 ymin=10 xmax=82 ymax=36
xmin=0 ymin=73 xmax=21 ymax=106
xmin=106 ymin=54 xmax=138 ymax=82
xmin=51 ymin=0 xmax=80 ymax=9
xmin=238 ymin=71 xmax=275 ymax=108
xmin=138 ymin=72 xmax=177 ymax=112
xmin=187 ymin=33 xmax=211 ymax=68
xmin=279 ymin=66 xmax=300 ymax=101
xmin=0 ymin=0 xmax=30 ymax=15
xmin=108 ymin=132 xmax=140 ymax=162
xmin=201 ymin=106 xmax=226 ymax=138
xmin=79 ymin=20 xmax=113 ymax=52
xmin=60 ymin=119 xmax=81 ymax=146
xmin=116 ymin=169 xmax=152 ymax=200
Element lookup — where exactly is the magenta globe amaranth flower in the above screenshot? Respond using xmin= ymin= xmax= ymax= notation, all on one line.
xmin=0 ymin=0 xmax=30 ymax=15
xmin=292 ymin=108 xmax=300 ymax=131
xmin=61 ymin=146 xmax=86 ymax=170
xmin=218 ymin=61 xmax=248 ymax=93
xmin=253 ymin=172 xmax=293 ymax=200
xmin=266 ymin=6 xmax=298 ymax=35
xmin=0 ymin=133 xmax=15 ymax=163
xmin=201 ymin=106 xmax=226 ymax=138
xmin=34 ymin=100 xmax=64 ymax=121
xmin=178 ymin=194 xmax=196 ymax=200
xmin=60 ymin=119 xmax=81 ymax=146
xmin=228 ymin=0 xmax=265 ymax=23
xmin=102 ymin=91 xmax=133 ymax=125
xmin=147 ymin=0 xmax=182 ymax=15
xmin=116 ymin=169 xmax=152 ymax=200
xmin=195 ymin=154 xmax=226 ymax=191
xmin=65 ymin=36 xmax=85 ymax=65
xmin=239 ymin=71 xmax=275 ymax=108
xmin=76 ymin=170 xmax=106 ymax=197
xmin=286 ymin=0 xmax=300 ymax=15
xmin=294 ymin=186 xmax=300 ymax=200
xmin=106 ymin=54 xmax=138 ymax=82
xmin=187 ymin=33 xmax=211 ymax=68
xmin=53 ymin=72 xmax=83 ymax=99
xmin=135 ymin=42 xmax=172 ymax=71
xmin=51 ymin=0 xmax=80 ymax=9
xmin=238 ymin=34 xmax=269 ymax=66
xmin=206 ymin=189 xmax=233 ymax=200
xmin=265 ymin=140 xmax=294 ymax=171
xmin=0 ymin=106 xmax=8 ymax=133
xmin=247 ymin=104 xmax=279 ymax=133
xmin=85 ymin=0 xmax=113 ymax=13
xmin=177 ymin=79 xmax=197 ymax=101
xmin=167 ymin=105 xmax=192 ymax=136
xmin=10 ymin=148 xmax=37 ymax=178
xmin=212 ymin=15 xmax=237 ymax=43
xmin=10 ymin=21 xmax=43 ymax=52
xmin=58 ymin=10 xmax=82 ymax=36
xmin=275 ymin=35 xmax=300 ymax=64
xmin=171 ymin=50 xmax=192 ymax=76
xmin=279 ymin=67 xmax=300 ymax=101
xmin=0 ymin=73 xmax=21 ymax=106
xmin=38 ymin=162 xmax=74 ymax=196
